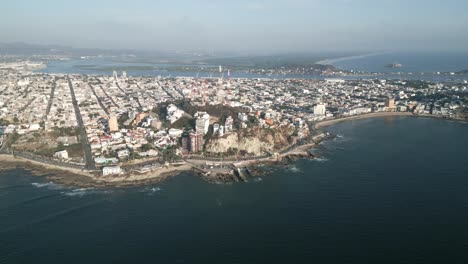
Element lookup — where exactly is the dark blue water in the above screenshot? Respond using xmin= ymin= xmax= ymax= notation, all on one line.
xmin=332 ymin=52 xmax=468 ymax=74
xmin=1 ymin=117 xmax=468 ymax=263
xmin=39 ymin=56 xmax=468 ymax=82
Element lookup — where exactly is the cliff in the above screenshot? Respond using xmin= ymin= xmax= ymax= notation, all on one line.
xmin=205 ymin=126 xmax=295 ymax=156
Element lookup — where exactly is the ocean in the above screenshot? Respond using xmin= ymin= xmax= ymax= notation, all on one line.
xmin=39 ymin=52 xmax=468 ymax=82
xmin=1 ymin=116 xmax=468 ymax=263
xmin=330 ymin=52 xmax=468 ymax=74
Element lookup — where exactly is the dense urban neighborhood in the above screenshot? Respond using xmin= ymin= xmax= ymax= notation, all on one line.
xmin=0 ymin=61 xmax=467 ymax=183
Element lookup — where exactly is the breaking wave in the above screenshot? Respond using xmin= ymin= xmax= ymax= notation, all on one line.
xmin=288 ymin=166 xmax=301 ymax=173
xmin=31 ymin=182 xmax=64 ymax=190
xmin=314 ymin=158 xmax=329 ymax=162
xmin=60 ymin=188 xmax=110 ymax=197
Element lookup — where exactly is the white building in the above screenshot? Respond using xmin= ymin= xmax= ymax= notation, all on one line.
xmin=54 ymin=150 xmax=69 ymax=160
xmin=313 ymin=104 xmax=326 ymax=116
xmin=29 ymin=123 xmax=41 ymax=131
xmin=195 ymin=112 xmax=210 ymax=135
xmin=103 ymin=166 xmax=122 ymax=176
xmin=225 ymin=116 xmax=234 ymax=133
xmin=213 ymin=123 xmax=220 ymax=135
xmin=168 ymin=128 xmax=183 ymax=138
xmin=219 ymin=125 xmax=224 ymax=137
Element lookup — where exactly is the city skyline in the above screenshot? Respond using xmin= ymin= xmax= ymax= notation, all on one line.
xmin=2 ymin=0 xmax=468 ymax=54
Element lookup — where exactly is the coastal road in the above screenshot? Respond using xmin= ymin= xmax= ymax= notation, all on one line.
xmin=68 ymin=76 xmax=96 ymax=170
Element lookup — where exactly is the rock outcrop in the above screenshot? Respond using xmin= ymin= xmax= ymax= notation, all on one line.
xmin=205 ymin=126 xmax=294 ymax=156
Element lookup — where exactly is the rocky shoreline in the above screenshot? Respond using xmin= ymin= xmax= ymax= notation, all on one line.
xmin=8 ymin=112 xmax=454 ymax=188
xmin=0 ymin=138 xmax=325 ymax=188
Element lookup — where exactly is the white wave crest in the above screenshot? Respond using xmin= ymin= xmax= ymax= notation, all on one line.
xmin=31 ymin=182 xmax=64 ymax=190
xmin=61 ymin=188 xmax=97 ymax=197
xmin=288 ymin=166 xmax=301 ymax=173
xmin=314 ymin=158 xmax=329 ymax=162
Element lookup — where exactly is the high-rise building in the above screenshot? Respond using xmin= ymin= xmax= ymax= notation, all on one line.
xmin=313 ymin=104 xmax=326 ymax=116
xmin=386 ymin=98 xmax=395 ymax=111
xmin=189 ymin=132 xmax=204 ymax=153
xmin=109 ymin=115 xmax=119 ymax=132
xmin=195 ymin=113 xmax=210 ymax=135
xmin=181 ymin=136 xmax=189 ymax=154
xmin=225 ymin=116 xmax=234 ymax=133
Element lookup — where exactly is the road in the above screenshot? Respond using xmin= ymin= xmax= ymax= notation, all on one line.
xmin=115 ymin=81 xmax=127 ymax=95
xmin=99 ymin=85 xmax=119 ymax=108
xmin=45 ymin=79 xmax=57 ymax=117
xmin=68 ymin=76 xmax=96 ymax=170
xmin=88 ymin=83 xmax=109 ymax=116
xmin=0 ymin=136 xmax=7 ymax=154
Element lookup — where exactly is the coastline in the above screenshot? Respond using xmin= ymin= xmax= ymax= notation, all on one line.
xmin=313 ymin=112 xmax=459 ymax=129
xmin=0 ymin=154 xmax=195 ymax=188
xmin=316 ymin=52 xmax=384 ymax=66
xmin=1 ymin=112 xmax=466 ymax=188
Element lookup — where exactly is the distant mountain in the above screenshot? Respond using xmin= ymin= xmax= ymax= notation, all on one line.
xmin=0 ymin=42 xmax=215 ymax=62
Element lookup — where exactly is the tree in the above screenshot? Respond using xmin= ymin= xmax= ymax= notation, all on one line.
xmin=140 ymin=143 xmax=153 ymax=152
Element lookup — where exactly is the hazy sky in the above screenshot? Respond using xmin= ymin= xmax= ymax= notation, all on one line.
xmin=2 ymin=0 xmax=468 ymax=54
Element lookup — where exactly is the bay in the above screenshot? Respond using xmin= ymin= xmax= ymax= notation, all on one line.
xmin=1 ymin=116 xmax=468 ymax=263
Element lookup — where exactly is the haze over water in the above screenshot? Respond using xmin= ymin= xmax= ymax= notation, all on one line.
xmin=1 ymin=116 xmax=468 ymax=263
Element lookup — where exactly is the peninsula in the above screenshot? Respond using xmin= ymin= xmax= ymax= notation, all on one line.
xmin=0 ymin=60 xmax=467 ymax=187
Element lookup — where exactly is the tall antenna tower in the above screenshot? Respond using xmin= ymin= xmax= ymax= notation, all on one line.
xmin=218 ymin=65 xmax=223 ymax=84
xmin=226 ymin=67 xmax=231 ymax=94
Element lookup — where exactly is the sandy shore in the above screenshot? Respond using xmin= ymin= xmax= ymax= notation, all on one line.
xmin=314 ymin=112 xmax=431 ymax=129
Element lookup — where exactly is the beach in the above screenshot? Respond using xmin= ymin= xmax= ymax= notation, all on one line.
xmin=315 ymin=112 xmax=429 ymax=129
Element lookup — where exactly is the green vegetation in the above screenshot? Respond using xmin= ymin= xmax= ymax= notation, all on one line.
xmin=153 ymin=100 xmax=245 ymax=130
xmin=0 ymin=118 xmax=10 ymax=126
xmin=6 ymin=132 xmax=20 ymax=147
xmin=140 ymin=143 xmax=154 ymax=152
xmin=118 ymin=112 xmax=132 ymax=129
xmin=51 ymin=127 xmax=80 ymax=137
xmin=35 ymin=143 xmax=84 ymax=158
xmin=170 ymin=116 xmax=195 ymax=130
